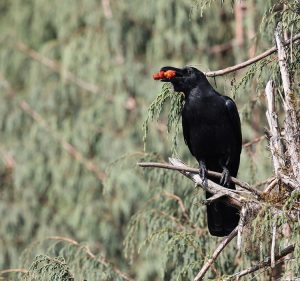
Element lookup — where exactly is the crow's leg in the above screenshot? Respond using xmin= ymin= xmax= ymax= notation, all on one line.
xmin=199 ymin=160 xmax=208 ymax=186
xmin=220 ymin=166 xmax=230 ymax=187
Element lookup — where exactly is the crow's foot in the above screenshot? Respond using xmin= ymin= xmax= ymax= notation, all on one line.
xmin=220 ymin=167 xmax=230 ymax=187
xmin=199 ymin=161 xmax=208 ymax=186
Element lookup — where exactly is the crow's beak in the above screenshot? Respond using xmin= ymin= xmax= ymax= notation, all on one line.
xmin=160 ymin=66 xmax=183 ymax=82
xmin=152 ymin=66 xmax=183 ymax=82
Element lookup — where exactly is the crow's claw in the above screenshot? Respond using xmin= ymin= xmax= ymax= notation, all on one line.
xmin=220 ymin=167 xmax=230 ymax=187
xmin=199 ymin=161 xmax=208 ymax=186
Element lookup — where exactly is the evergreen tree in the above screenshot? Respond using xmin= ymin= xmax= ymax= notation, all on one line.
xmin=0 ymin=0 xmax=299 ymax=280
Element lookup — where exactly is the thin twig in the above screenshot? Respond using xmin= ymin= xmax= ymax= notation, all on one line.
xmin=263 ymin=178 xmax=278 ymax=194
xmin=163 ymin=191 xmax=190 ymax=221
xmin=138 ymin=161 xmax=262 ymax=197
xmin=47 ymin=236 xmax=134 ymax=281
xmin=243 ymin=135 xmax=265 ymax=149
xmin=225 ymin=244 xmax=294 ymax=280
xmin=271 ymin=223 xmax=277 ymax=268
xmin=254 ymin=177 xmax=275 ymax=188
xmin=194 ymin=227 xmax=238 ymax=281
xmin=0 ymin=268 xmax=28 ymax=275
xmin=205 ymin=32 xmax=300 ymax=77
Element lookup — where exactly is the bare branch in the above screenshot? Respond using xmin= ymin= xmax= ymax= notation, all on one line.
xmin=162 ymin=191 xmax=190 ymax=221
xmin=265 ymin=80 xmax=285 ymax=175
xmin=194 ymin=227 xmax=238 ymax=281
xmin=225 ymin=245 xmax=294 ymax=280
xmin=205 ymin=32 xmax=300 ymax=77
xmin=275 ymin=24 xmax=300 ymax=181
xmin=168 ymin=158 xmax=245 ymax=209
xmin=271 ymin=223 xmax=277 ymax=268
xmin=138 ymin=161 xmax=262 ymax=197
xmin=263 ymin=178 xmax=278 ymax=194
xmin=243 ymin=135 xmax=265 ymax=149
xmin=280 ymin=174 xmax=300 ymax=190
xmin=237 ymin=207 xmax=247 ymax=250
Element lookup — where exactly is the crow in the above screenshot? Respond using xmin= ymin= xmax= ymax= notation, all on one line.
xmin=154 ymin=66 xmax=242 ymax=236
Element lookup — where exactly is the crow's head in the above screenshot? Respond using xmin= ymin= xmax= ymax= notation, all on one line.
xmin=153 ymin=66 xmax=208 ymax=93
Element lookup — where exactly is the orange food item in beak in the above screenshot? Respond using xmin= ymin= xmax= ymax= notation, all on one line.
xmin=152 ymin=71 xmax=165 ymax=80
xmin=163 ymin=70 xmax=176 ymax=79
xmin=152 ymin=70 xmax=176 ymax=80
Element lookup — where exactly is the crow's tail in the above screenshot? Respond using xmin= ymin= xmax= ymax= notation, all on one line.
xmin=206 ymin=182 xmax=239 ymax=237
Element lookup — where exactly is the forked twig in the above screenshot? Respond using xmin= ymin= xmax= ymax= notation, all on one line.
xmin=224 ymin=245 xmax=294 ymax=280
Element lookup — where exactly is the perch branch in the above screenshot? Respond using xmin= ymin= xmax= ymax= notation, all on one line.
xmin=194 ymin=227 xmax=238 ymax=281
xmin=225 ymin=244 xmax=294 ymax=279
xmin=138 ymin=161 xmax=262 ymax=197
xmin=169 ymin=158 xmax=244 ymax=208
xmin=205 ymin=32 xmax=300 ymax=77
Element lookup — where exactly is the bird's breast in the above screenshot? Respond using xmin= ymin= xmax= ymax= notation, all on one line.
xmin=182 ymin=97 xmax=234 ymax=158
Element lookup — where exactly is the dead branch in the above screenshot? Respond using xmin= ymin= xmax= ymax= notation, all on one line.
xmin=275 ymin=24 xmax=300 ymax=181
xmin=242 ymin=135 xmax=265 ymax=149
xmin=138 ymin=161 xmax=262 ymax=197
xmin=271 ymin=223 xmax=277 ymax=268
xmin=194 ymin=227 xmax=238 ymax=281
xmin=225 ymin=244 xmax=294 ymax=280
xmin=162 ymin=191 xmax=190 ymax=221
xmin=265 ymin=80 xmax=285 ymax=175
xmin=205 ymin=32 xmax=300 ymax=77
xmin=237 ymin=206 xmax=247 ymax=250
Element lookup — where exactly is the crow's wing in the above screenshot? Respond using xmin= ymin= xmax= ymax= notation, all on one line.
xmin=181 ymin=110 xmax=193 ymax=156
xmin=223 ymin=96 xmax=242 ymax=153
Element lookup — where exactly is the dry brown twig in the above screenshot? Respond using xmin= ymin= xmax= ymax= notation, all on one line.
xmin=205 ymin=32 xmax=300 ymax=77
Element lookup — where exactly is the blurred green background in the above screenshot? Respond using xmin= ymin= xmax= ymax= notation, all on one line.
xmin=0 ymin=0 xmax=297 ymax=280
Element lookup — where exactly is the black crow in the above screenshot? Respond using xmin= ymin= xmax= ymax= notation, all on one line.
xmin=153 ymin=66 xmax=241 ymax=236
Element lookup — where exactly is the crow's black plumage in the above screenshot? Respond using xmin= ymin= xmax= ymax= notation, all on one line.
xmin=158 ymin=66 xmax=242 ymax=236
